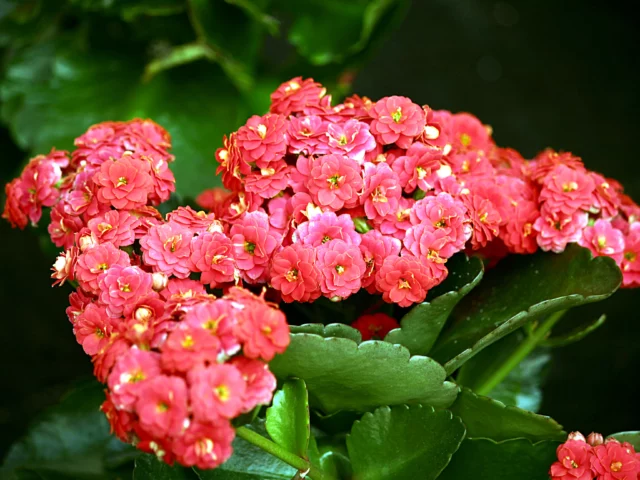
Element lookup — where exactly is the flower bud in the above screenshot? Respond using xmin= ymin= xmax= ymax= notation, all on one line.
xmin=134 ymin=307 xmax=153 ymax=322
xmin=587 ymin=432 xmax=604 ymax=446
xmin=78 ymin=234 xmax=96 ymax=252
xmin=567 ymin=431 xmax=586 ymax=443
xmin=152 ymin=272 xmax=168 ymax=291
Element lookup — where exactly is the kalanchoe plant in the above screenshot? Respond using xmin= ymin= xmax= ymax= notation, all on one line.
xmin=2 ymin=78 xmax=639 ymax=479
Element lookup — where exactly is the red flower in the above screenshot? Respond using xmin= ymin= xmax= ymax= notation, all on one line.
xmin=160 ymin=325 xmax=220 ymax=373
xmin=98 ymin=265 xmax=154 ymax=318
xmin=215 ymin=133 xmax=250 ymax=192
xmin=75 ymin=243 xmax=131 ymax=294
xmin=294 ymin=212 xmax=360 ymax=247
xmin=288 ymin=115 xmax=329 ymax=156
xmin=539 ymin=164 xmax=596 ymax=216
xmin=362 ymin=162 xmax=402 ymax=220
xmin=351 ymin=313 xmax=400 ymax=340
xmin=591 ymin=440 xmax=639 ymax=480
xmin=189 ymin=232 xmax=236 ymax=288
xmin=236 ymin=113 xmax=288 ymax=169
xmin=244 ymin=160 xmax=290 ymax=199
xmin=230 ymin=211 xmax=282 ymax=283
xmin=448 ymin=112 xmax=494 ymax=153
xmin=230 ymin=356 xmax=277 ymax=412
xmin=534 ymin=208 xmax=588 ymax=253
xmin=500 ymin=200 xmax=540 ymax=254
xmin=2 ymin=179 xmax=29 ymax=229
xmin=48 ymin=202 xmax=84 ymax=249
xmin=270 ymin=77 xmax=326 ymax=116
xmin=235 ymin=302 xmax=290 ymax=361
xmin=359 ymin=230 xmax=402 ymax=293
xmin=316 ymin=239 xmax=366 ymax=299
xmin=140 ymin=222 xmax=194 ymax=279
xmin=183 ymin=300 xmax=240 ymax=356
xmin=369 ymin=96 xmax=426 ymax=148
xmin=622 ymin=222 xmax=640 ymax=287
xmin=73 ymin=303 xmax=118 ymax=356
xmin=578 ymin=219 xmax=625 ymax=265
xmin=270 ymin=243 xmax=321 ymax=303
xmin=324 ymin=119 xmax=376 ymax=163
xmin=375 ymin=255 xmax=435 ymax=307
xmin=107 ymin=348 xmax=162 ymax=410
xmin=135 ymin=375 xmax=188 ymax=437
xmin=87 ymin=210 xmax=139 ymax=248
xmin=463 ymin=193 xmax=502 ymax=250
xmin=392 ymin=142 xmax=444 ymax=193
xmin=306 ymin=154 xmax=363 ymax=211
xmin=95 ymin=156 xmax=154 ymax=210
xmin=188 ymin=364 xmax=246 ymax=422
xmin=549 ymin=439 xmax=595 ymax=480
xmin=166 ymin=206 xmax=220 ymax=234
xmin=172 ymin=420 xmax=234 ymax=469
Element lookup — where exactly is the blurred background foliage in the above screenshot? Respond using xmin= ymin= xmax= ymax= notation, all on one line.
xmin=0 ymin=0 xmax=638 ymax=459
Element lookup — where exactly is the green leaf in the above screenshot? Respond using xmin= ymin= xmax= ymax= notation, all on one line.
xmin=195 ymin=423 xmax=296 ymax=480
xmin=540 ymin=314 xmax=606 ymax=347
xmin=1 ymin=40 xmax=251 ymax=198
xmin=134 ymin=454 xmax=197 ymax=480
xmin=607 ymin=431 xmax=640 ymax=450
xmin=265 ymin=379 xmax=310 ymax=459
xmin=68 ymin=0 xmax=185 ymax=21
xmin=281 ymin=0 xmax=410 ymax=66
xmin=289 ymin=323 xmax=362 ymax=343
xmin=457 ymin=332 xmax=552 ymax=412
xmin=0 ymin=380 xmax=118 ymax=479
xmin=449 ymin=388 xmax=565 ymax=442
xmin=269 ymin=334 xmax=459 ymax=414
xmin=225 ymin=0 xmax=279 ymax=35
xmin=431 ymin=245 xmax=622 ymax=369
xmin=384 ymin=254 xmax=484 ymax=355
xmin=346 ymin=405 xmax=465 ymax=480
xmin=438 ymin=438 xmax=559 ymax=480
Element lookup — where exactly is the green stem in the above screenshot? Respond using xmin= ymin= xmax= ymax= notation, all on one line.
xmin=235 ymin=427 xmax=334 ymax=480
xmin=474 ymin=310 xmax=567 ymax=396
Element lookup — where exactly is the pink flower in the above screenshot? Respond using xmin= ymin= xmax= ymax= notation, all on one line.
xmin=392 ymin=142 xmax=445 ymax=193
xmin=449 ymin=112 xmax=494 ymax=153
xmin=534 ymin=208 xmax=588 ymax=253
xmin=189 ymin=232 xmax=236 ymax=288
xmin=591 ymin=441 xmax=639 ymax=480
xmin=270 ymin=244 xmax=321 ymax=303
xmin=236 ymin=114 xmax=288 ymax=169
xmin=87 ymin=210 xmax=139 ymax=248
xmin=369 ymin=96 xmax=426 ymax=148
xmin=95 ymin=156 xmax=154 ymax=209
xmin=188 ymin=364 xmax=246 ymax=422
xmin=539 ymin=164 xmax=596 ymax=215
xmin=98 ymin=265 xmax=154 ymax=318
xmin=66 ymin=290 xmax=93 ymax=324
xmin=183 ymin=301 xmax=240 ymax=356
xmin=172 ymin=420 xmax=235 ymax=469
xmin=530 ymin=150 xmax=586 ymax=183
xmin=135 ymin=375 xmax=188 ymax=437
xmin=359 ymin=230 xmax=402 ymax=292
xmin=20 ymin=154 xmax=64 ymax=223
xmin=140 ymin=222 xmax=194 ymax=279
xmin=244 ymin=160 xmax=290 ymax=198
xmin=48 ymin=202 xmax=84 ymax=249
xmin=306 ymin=154 xmax=363 ymax=210
xmin=230 ymin=211 xmax=282 ymax=283
xmin=160 ymin=324 xmax=220 ymax=373
xmin=324 ymin=119 xmax=376 ymax=163
xmin=270 ymin=77 xmax=326 ymax=116
xmin=93 ymin=337 xmax=130 ymax=383
xmin=463 ymin=194 xmax=502 ymax=250
xmin=215 ymin=133 xmax=250 ymax=192
xmin=500 ymin=200 xmax=540 ymax=254
xmin=362 ymin=162 xmax=402 ymax=220
xmin=75 ymin=243 xmax=131 ymax=294
xmin=287 ymin=115 xmax=329 ymax=156
xmin=51 ymin=247 xmax=78 ymax=287
xmin=410 ymin=193 xmax=470 ymax=257
xmin=403 ymin=224 xmax=452 ymax=265
xmin=2 ymin=179 xmax=29 ymax=229
xmin=622 ymin=223 xmax=640 ymax=287
xmin=375 ymin=197 xmax=415 ymax=240
xmin=74 ymin=303 xmax=117 ymax=356
xmin=294 ymin=212 xmax=360 ymax=246
xmin=351 ymin=313 xmax=399 ymax=340
xmin=230 ymin=356 xmax=277 ymax=412
xmin=166 ymin=206 xmax=220 ymax=235
xmin=107 ymin=348 xmax=162 ymax=410
xmin=578 ymin=219 xmax=625 ymax=265
xmin=590 ymin=172 xmax=621 ymax=219
xmin=316 ymin=239 xmax=366 ymax=299
xmin=235 ymin=302 xmax=290 ymax=361
xmin=375 ymin=255 xmax=435 ymax=307
xmin=549 ymin=440 xmax=595 ymax=480
xmin=146 ymin=156 xmax=176 ymax=205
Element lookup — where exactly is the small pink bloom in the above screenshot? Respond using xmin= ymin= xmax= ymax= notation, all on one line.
xmin=590 ymin=172 xmax=621 ymax=219
xmin=230 ymin=211 xmax=282 ymax=283
xmin=375 ymin=255 xmax=435 ymax=307
xmin=101 ymin=392 xmax=135 ymax=443
xmin=87 ymin=210 xmax=139 ymax=247
xmin=108 ymin=348 xmax=161 ymax=410
xmin=530 ymin=149 xmax=586 ymax=183
xmin=359 ymin=230 xmax=402 ymax=292
xmin=500 ymin=200 xmax=540 ymax=254
xmin=294 ymin=212 xmax=360 ymax=247
xmin=173 ymin=420 xmax=235 ymax=469
xmin=146 ymin=156 xmax=176 ymax=205
xmin=270 ymin=243 xmax=322 ymax=303
xmin=183 ymin=300 xmax=240 ymax=356
xmin=270 ymin=77 xmax=326 ymax=116
xmin=236 ymin=113 xmax=288 ymax=169
xmin=578 ymin=219 xmax=625 ymax=265
xmin=98 ymin=265 xmax=154 ymax=318
xmin=215 ymin=133 xmax=250 ymax=192
xmin=74 ymin=303 xmax=118 ymax=355
xmin=622 ymin=223 xmax=640 ymax=287
xmin=449 ymin=112 xmax=494 ymax=153
xmin=324 ymin=119 xmax=376 ymax=163
xmin=188 ymin=364 xmax=246 ymax=422
xmin=52 ymin=247 xmax=78 ymax=287
xmin=93 ymin=337 xmax=131 ymax=383
xmin=316 ymin=239 xmax=366 ymax=299
xmin=160 ymin=324 xmax=220 ymax=373
xmin=166 ymin=206 xmax=220 ymax=235
xmin=189 ymin=231 xmax=236 ymax=288
xmin=20 ymin=154 xmax=65 ymax=222
xmin=48 ymin=202 xmax=84 ymax=249
xmin=288 ymin=115 xmax=329 ymax=156
xmin=369 ymin=96 xmax=426 ymax=148
xmin=230 ymin=356 xmax=277 ymax=412
xmin=362 ymin=162 xmax=402 ymax=220
xmin=534 ymin=208 xmax=588 ymax=253
xmin=463 ymin=194 xmax=502 ymax=250
xmin=140 ymin=222 xmax=194 ymax=278
xmin=392 ymin=142 xmax=445 ymax=193
xmin=235 ymin=302 xmax=290 ymax=361
xmin=75 ymin=243 xmax=131 ymax=294
xmin=2 ymin=179 xmax=29 ymax=229
xmin=95 ymin=156 xmax=154 ymax=209
xmin=66 ymin=290 xmax=93 ymax=324
xmin=244 ymin=160 xmax=290 ymax=198
xmin=135 ymin=375 xmax=188 ymax=437
xmin=549 ymin=440 xmax=595 ymax=480
xmin=351 ymin=313 xmax=399 ymax=340
xmin=306 ymin=154 xmax=363 ymax=211
xmin=591 ymin=441 xmax=639 ymax=480
xmin=539 ymin=164 xmax=596 ymax=215
xmin=375 ymin=197 xmax=415 ymax=240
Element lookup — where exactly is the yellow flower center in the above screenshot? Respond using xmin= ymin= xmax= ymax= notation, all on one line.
xmin=181 ymin=335 xmax=195 ymax=348
xmin=215 ymin=385 xmax=230 ymax=402
xmin=335 ymin=265 xmax=345 ymax=275
xmin=610 ymin=461 xmax=623 ymax=472
xmin=116 ymin=176 xmax=128 ymax=187
xmin=285 ymin=268 xmax=299 ymax=282
xmin=391 ymin=107 xmax=403 ymax=123
xmin=460 ymin=133 xmax=472 ymax=147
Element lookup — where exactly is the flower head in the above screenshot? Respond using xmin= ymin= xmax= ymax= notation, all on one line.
xmin=369 ymin=96 xmax=426 ymax=148
xmin=351 ymin=313 xmax=399 ymax=340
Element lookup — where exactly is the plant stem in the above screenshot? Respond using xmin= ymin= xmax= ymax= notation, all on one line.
xmin=474 ymin=310 xmax=566 ymax=396
xmin=235 ymin=426 xmax=334 ymax=480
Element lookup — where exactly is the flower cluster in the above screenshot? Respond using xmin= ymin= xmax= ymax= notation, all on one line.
xmin=549 ymin=431 xmax=639 ymax=480
xmin=3 ymin=120 xmax=289 ymax=469
xmin=207 ymin=77 xmax=640 ymax=307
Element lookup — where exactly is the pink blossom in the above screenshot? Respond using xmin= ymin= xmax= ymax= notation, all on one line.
xmin=87 ymin=210 xmax=139 ymax=247
xmin=235 ymin=302 xmax=290 ymax=361
xmin=48 ymin=202 xmax=84 ymax=249
xmin=135 ymin=375 xmax=188 ymax=437
xmin=173 ymin=420 xmax=234 ymax=469
xmin=188 ymin=364 xmax=246 ymax=422
xmin=463 ymin=194 xmax=502 ymax=250
xmin=166 ymin=206 xmax=219 ymax=235
xmin=95 ymin=156 xmax=154 ymax=210
xmin=270 ymin=77 xmax=326 ymax=116
xmin=51 ymin=247 xmax=78 ymax=287
xmin=230 ymin=211 xmax=282 ymax=283
xmin=140 ymin=222 xmax=194 ymax=278
xmin=236 ymin=113 xmax=288 ymax=169
xmin=375 ymin=255 xmax=435 ymax=307
xmin=75 ymin=243 xmax=131 ymax=294
xmin=362 ymin=162 xmax=402 ymax=220
xmin=306 ymin=154 xmax=363 ymax=210
xmin=183 ymin=300 xmax=240 ymax=356
xmin=74 ymin=303 xmax=118 ymax=356
xmin=375 ymin=197 xmax=415 ymax=240
xmin=2 ymin=179 xmax=29 ymax=229
xmin=590 ymin=441 xmax=639 ymax=480
xmin=622 ymin=223 xmax=640 ymax=287
xmin=230 ymin=356 xmax=277 ymax=412
xmin=324 ymin=119 xmax=376 ymax=163
xmin=270 ymin=244 xmax=321 ymax=303
xmin=500 ymin=201 xmax=540 ymax=254
xmin=359 ymin=230 xmax=402 ymax=292
xmin=534 ymin=208 xmax=588 ymax=253
xmin=578 ymin=219 xmax=625 ymax=265
xmin=287 ymin=115 xmax=329 ymax=156
xmin=160 ymin=324 xmax=220 ymax=373
xmin=244 ymin=160 xmax=290 ymax=198
xmin=549 ymin=440 xmax=594 ymax=480
xmin=392 ymin=142 xmax=444 ymax=193
xmin=530 ymin=149 xmax=586 ymax=183
xmin=189 ymin=232 xmax=236 ymax=288
xmin=146 ymin=156 xmax=176 ymax=205
xmin=294 ymin=212 xmax=360 ymax=246
xmin=539 ymin=164 xmax=596 ymax=215
xmin=369 ymin=96 xmax=426 ymax=148
xmin=403 ymin=224 xmax=452 ymax=264
xmin=449 ymin=112 xmax=494 ymax=153
xmin=108 ymin=348 xmax=162 ymax=410
xmin=316 ymin=239 xmax=366 ymax=299
xmin=590 ymin=172 xmax=621 ymax=219
xmin=215 ymin=133 xmax=250 ymax=192
xmin=98 ymin=265 xmax=154 ymax=318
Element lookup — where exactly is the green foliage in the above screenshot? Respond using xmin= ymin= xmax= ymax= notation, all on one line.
xmin=346 ymin=405 xmax=465 ymax=480
xmin=385 ymin=254 xmax=484 ymax=355
xmin=540 ymin=314 xmax=607 ymax=347
xmin=265 ymin=379 xmax=310 ymax=459
xmin=608 ymin=431 xmax=640 ymax=450
xmin=431 ymin=245 xmax=622 ymax=370
xmin=269 ymin=333 xmax=459 ymax=413
xmin=449 ymin=388 xmax=565 ymax=442
xmin=289 ymin=323 xmax=362 ymax=343
xmin=134 ymin=454 xmax=198 ymax=479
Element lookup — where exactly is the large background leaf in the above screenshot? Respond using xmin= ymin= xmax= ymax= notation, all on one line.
xmin=346 ymin=405 xmax=465 ymax=480
xmin=269 ymin=334 xmax=459 ymax=413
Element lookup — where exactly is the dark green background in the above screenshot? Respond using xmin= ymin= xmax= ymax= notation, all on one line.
xmin=1 ymin=0 xmax=638 ymax=457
